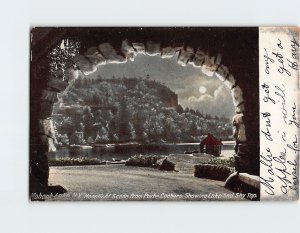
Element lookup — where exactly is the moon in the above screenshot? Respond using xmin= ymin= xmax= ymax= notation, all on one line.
xmin=199 ymin=86 xmax=207 ymax=94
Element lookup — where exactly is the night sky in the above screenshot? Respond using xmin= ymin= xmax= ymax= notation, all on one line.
xmin=86 ymin=54 xmax=235 ymax=119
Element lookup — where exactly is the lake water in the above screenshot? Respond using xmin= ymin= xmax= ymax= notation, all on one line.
xmin=48 ymin=142 xmax=235 ymax=162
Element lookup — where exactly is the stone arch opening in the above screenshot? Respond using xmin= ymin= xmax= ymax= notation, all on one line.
xmin=30 ymin=28 xmax=259 ymax=196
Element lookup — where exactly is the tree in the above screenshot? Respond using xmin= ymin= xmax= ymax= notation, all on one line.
xmin=58 ymin=118 xmax=74 ymax=139
xmin=129 ymin=122 xmax=136 ymax=141
xmin=55 ymin=133 xmax=69 ymax=146
xmin=94 ymin=127 xmax=109 ymax=143
xmin=162 ymin=118 xmax=172 ymax=142
xmin=83 ymin=106 xmax=94 ymax=125
xmin=195 ymin=110 xmax=202 ymax=117
xmin=69 ymin=131 xmax=85 ymax=145
xmin=84 ymin=124 xmax=96 ymax=142
xmin=189 ymin=121 xmax=198 ymax=139
xmin=49 ymin=39 xmax=80 ymax=79
xmin=108 ymin=118 xmax=118 ymax=142
xmin=132 ymin=113 xmax=144 ymax=142
xmin=87 ymin=136 xmax=94 ymax=144
xmin=118 ymin=99 xmax=130 ymax=142
xmin=189 ymin=109 xmax=196 ymax=114
xmin=176 ymin=104 xmax=184 ymax=114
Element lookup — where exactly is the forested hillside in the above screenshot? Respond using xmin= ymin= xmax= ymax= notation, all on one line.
xmin=52 ymin=76 xmax=232 ymax=146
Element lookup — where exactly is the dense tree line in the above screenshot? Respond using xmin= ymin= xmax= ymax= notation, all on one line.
xmin=53 ymin=76 xmax=233 ymax=146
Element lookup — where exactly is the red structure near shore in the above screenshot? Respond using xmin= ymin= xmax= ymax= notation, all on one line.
xmin=200 ymin=134 xmax=223 ymax=157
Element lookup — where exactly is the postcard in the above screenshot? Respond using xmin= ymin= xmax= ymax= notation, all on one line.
xmin=30 ymin=27 xmax=299 ymax=201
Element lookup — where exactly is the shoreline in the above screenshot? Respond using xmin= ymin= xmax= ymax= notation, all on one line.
xmin=49 ymin=153 xmax=234 ymax=167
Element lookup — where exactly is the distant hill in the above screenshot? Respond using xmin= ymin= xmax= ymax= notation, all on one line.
xmin=52 ymin=76 xmax=232 ymax=145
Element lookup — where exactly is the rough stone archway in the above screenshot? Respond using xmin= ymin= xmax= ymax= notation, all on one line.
xmin=30 ymin=27 xmax=259 ymax=196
